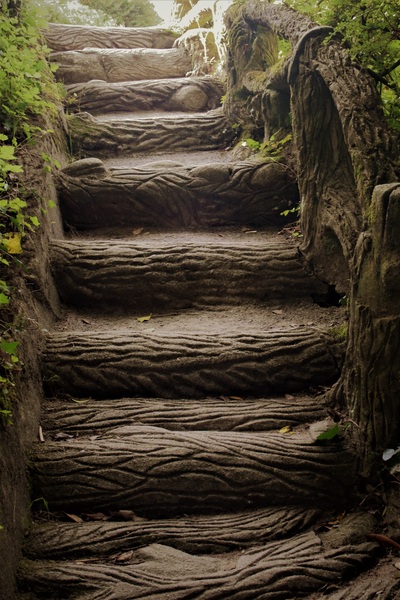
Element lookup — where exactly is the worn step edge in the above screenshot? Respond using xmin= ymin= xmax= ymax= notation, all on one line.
xmin=65 ymin=76 xmax=225 ymax=114
xmin=42 ymin=395 xmax=327 ymax=433
xmin=57 ymin=156 xmax=298 ymax=229
xmin=31 ymin=426 xmax=355 ymax=514
xmin=50 ymin=238 xmax=325 ymax=310
xmin=52 ymin=47 xmax=192 ymax=85
xmin=42 ymin=23 xmax=178 ymax=51
xmin=66 ymin=109 xmax=235 ymax=157
xmin=43 ymin=325 xmax=343 ymax=399
xmin=25 ymin=506 xmax=324 ymax=559
xmin=19 ymin=522 xmax=377 ymax=600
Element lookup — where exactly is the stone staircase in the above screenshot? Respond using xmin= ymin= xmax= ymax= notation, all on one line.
xmin=19 ymin=23 xmax=382 ymax=599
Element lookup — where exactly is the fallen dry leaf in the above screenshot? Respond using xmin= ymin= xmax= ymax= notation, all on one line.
xmin=64 ymin=513 xmax=83 ymax=523
xmin=132 ymin=227 xmax=144 ymax=235
xmin=228 ymin=396 xmax=243 ymax=401
xmin=115 ymin=551 xmax=134 ymax=563
xmin=137 ymin=314 xmax=152 ymax=323
xmin=83 ymin=512 xmax=108 ymax=521
xmin=279 ymin=425 xmax=293 ymax=434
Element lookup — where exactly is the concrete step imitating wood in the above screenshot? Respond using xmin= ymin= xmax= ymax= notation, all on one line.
xmin=50 ymin=236 xmax=326 ymax=310
xmin=66 ymin=109 xmax=235 ymax=157
xmin=25 ymin=506 xmax=323 ymax=558
xmin=31 ymin=426 xmax=355 ymax=514
xmin=57 ymin=157 xmax=298 ymax=229
xmin=66 ymin=76 xmax=225 ymax=114
xmin=51 ymin=47 xmax=191 ymax=85
xmin=42 ymin=319 xmax=344 ymax=399
xmin=42 ymin=395 xmax=327 ymax=434
xmin=19 ymin=520 xmax=377 ymax=599
xmin=43 ymin=23 xmax=178 ymax=51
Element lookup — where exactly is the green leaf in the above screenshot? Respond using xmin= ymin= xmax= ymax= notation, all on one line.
xmin=1 ymin=340 xmax=19 ymax=356
xmin=317 ymin=423 xmax=341 ymax=441
xmin=0 ymin=293 xmax=10 ymax=305
xmin=0 ymin=146 xmax=16 ymax=160
xmin=0 ymin=134 xmax=8 ymax=141
xmin=48 ymin=200 xmax=56 ymax=208
xmin=29 ymin=216 xmax=40 ymax=227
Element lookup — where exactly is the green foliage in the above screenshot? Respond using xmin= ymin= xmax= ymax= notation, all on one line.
xmin=0 ymin=7 xmax=62 ymax=140
xmin=31 ymin=0 xmax=116 ymax=26
xmin=287 ymin=0 xmax=400 ymax=130
xmin=240 ymin=133 xmax=293 ymax=160
xmin=80 ymin=0 xmax=161 ymax=27
xmin=0 ymin=4 xmax=61 ymax=424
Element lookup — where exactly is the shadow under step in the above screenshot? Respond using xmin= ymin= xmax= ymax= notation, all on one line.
xmin=19 ymin=515 xmax=377 ymax=599
xmin=66 ymin=108 xmax=234 ymax=157
xmin=42 ymin=395 xmax=327 ymax=433
xmin=42 ymin=321 xmax=344 ymax=399
xmin=42 ymin=23 xmax=178 ymax=52
xmin=51 ymin=47 xmax=191 ymax=85
xmin=65 ymin=76 xmax=225 ymax=114
xmin=57 ymin=157 xmax=298 ymax=229
xmin=50 ymin=237 xmax=326 ymax=310
xmin=31 ymin=426 xmax=355 ymax=514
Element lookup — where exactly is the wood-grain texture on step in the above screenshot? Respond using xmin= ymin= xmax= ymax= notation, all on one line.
xmin=65 ymin=77 xmax=225 ymax=114
xmin=42 ymin=396 xmax=327 ymax=433
xmin=32 ymin=428 xmax=354 ymax=513
xmin=50 ymin=239 xmax=324 ymax=309
xmin=51 ymin=47 xmax=191 ymax=84
xmin=19 ymin=534 xmax=374 ymax=600
xmin=43 ymin=23 xmax=177 ymax=51
xmin=43 ymin=327 xmax=342 ymax=398
xmin=66 ymin=109 xmax=234 ymax=157
xmin=25 ymin=506 xmax=323 ymax=558
xmin=58 ymin=158 xmax=298 ymax=228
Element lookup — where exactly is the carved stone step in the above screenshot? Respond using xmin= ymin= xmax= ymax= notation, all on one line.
xmin=66 ymin=77 xmax=225 ymax=114
xmin=19 ymin=520 xmax=376 ymax=599
xmin=31 ymin=426 xmax=355 ymax=514
xmin=25 ymin=506 xmax=323 ymax=558
xmin=42 ymin=23 xmax=178 ymax=51
xmin=66 ymin=109 xmax=234 ymax=157
xmin=51 ymin=47 xmax=191 ymax=84
xmin=57 ymin=157 xmax=298 ymax=229
xmin=42 ymin=396 xmax=327 ymax=434
xmin=50 ymin=237 xmax=325 ymax=310
xmin=42 ymin=321 xmax=343 ymax=399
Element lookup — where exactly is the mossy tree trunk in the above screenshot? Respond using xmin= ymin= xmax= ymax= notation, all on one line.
xmin=225 ymin=0 xmax=400 ymax=467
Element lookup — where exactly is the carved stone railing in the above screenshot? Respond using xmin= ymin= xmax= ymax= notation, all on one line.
xmin=225 ymin=0 xmax=400 ymax=461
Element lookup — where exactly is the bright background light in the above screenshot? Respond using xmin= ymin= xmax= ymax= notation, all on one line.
xmin=151 ymin=0 xmax=175 ymax=25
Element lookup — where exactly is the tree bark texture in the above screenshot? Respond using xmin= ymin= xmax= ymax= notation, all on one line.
xmin=25 ymin=506 xmax=323 ymax=558
xmin=65 ymin=77 xmax=224 ymax=114
xmin=334 ymin=184 xmax=400 ymax=458
xmin=42 ymin=396 xmax=327 ymax=434
xmin=19 ymin=532 xmax=374 ymax=600
xmin=43 ymin=326 xmax=343 ymax=399
xmin=57 ymin=157 xmax=298 ymax=228
xmin=226 ymin=1 xmax=400 ymax=460
xmin=66 ymin=109 xmax=234 ymax=157
xmin=31 ymin=427 xmax=355 ymax=514
xmin=51 ymin=48 xmax=192 ymax=85
xmin=50 ymin=238 xmax=325 ymax=310
xmin=42 ymin=23 xmax=177 ymax=51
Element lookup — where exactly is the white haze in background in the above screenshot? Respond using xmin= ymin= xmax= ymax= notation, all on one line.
xmin=151 ymin=0 xmax=175 ymax=25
